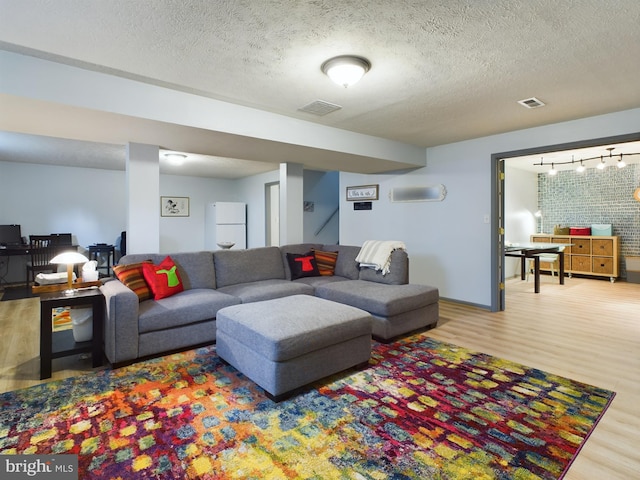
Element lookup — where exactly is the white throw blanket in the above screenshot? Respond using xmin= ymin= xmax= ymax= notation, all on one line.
xmin=355 ymin=240 xmax=406 ymax=275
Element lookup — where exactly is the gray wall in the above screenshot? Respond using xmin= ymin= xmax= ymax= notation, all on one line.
xmin=340 ymin=108 xmax=640 ymax=308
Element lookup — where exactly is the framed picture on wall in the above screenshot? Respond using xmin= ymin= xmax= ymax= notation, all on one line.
xmin=161 ymin=196 xmax=189 ymax=217
xmin=346 ymin=184 xmax=379 ymax=201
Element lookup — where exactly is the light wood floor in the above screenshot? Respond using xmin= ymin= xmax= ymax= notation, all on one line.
xmin=1 ymin=276 xmax=638 ymax=479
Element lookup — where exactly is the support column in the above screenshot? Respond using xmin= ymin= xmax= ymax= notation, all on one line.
xmin=279 ymin=162 xmax=304 ymax=245
xmin=126 ymin=143 xmax=160 ymax=254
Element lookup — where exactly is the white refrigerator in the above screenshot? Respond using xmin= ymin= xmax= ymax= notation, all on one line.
xmin=205 ymin=202 xmax=246 ymax=250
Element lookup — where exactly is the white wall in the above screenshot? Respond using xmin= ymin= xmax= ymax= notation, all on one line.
xmin=0 ymin=161 xmax=336 ymax=274
xmin=504 ymin=165 xmax=538 ymax=278
xmin=236 ymin=170 xmax=280 ymax=248
xmin=340 ymin=108 xmax=640 ymax=308
xmin=0 ymin=161 xmax=126 ymax=247
xmin=0 ymin=161 xmax=271 ymax=282
xmin=0 ymin=50 xmax=426 ymax=170
xmin=127 ymin=143 xmax=160 ymax=254
xmin=303 ymin=170 xmax=339 ymax=245
xmin=4 ymin=107 xmax=639 ymax=304
xmin=234 ymin=168 xmax=340 ymax=248
xmin=159 ymin=174 xmax=240 ymax=253
xmin=0 ymin=161 xmax=127 ymax=282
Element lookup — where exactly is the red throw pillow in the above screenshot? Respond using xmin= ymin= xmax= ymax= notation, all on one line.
xmin=142 ymin=256 xmax=184 ymax=300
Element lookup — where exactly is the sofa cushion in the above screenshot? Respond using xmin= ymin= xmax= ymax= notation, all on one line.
xmin=286 ymin=252 xmax=320 ymax=280
xmin=167 ymin=252 xmax=216 ymax=290
xmin=112 ymin=261 xmax=152 ymax=302
xmin=217 ymin=279 xmax=314 ymax=303
xmin=138 ymin=289 xmax=240 ymax=334
xmin=119 ymin=251 xmax=215 ymax=290
xmin=358 ymin=249 xmax=409 ymax=285
xmin=120 ymin=253 xmax=165 ymax=266
xmin=322 ymin=244 xmax=361 ymax=279
xmin=214 ymin=247 xmax=285 ymax=288
xmin=292 ymin=275 xmax=350 ymax=288
xmin=315 ymin=280 xmax=439 ymax=317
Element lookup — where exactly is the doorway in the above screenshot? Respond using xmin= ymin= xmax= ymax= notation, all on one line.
xmin=265 ymin=182 xmax=280 ymax=246
xmin=492 ymin=132 xmax=640 ymax=311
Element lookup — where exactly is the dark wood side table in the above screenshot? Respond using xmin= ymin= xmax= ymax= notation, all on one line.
xmin=39 ymin=288 xmax=104 ymax=379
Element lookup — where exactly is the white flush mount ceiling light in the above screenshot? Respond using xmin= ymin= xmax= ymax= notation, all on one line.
xmin=321 ymin=55 xmax=371 ymax=88
xmin=165 ymin=153 xmax=187 ymax=166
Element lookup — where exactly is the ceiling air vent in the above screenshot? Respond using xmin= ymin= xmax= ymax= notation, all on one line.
xmin=298 ymin=100 xmax=342 ymax=116
xmin=517 ymin=97 xmax=546 ymax=109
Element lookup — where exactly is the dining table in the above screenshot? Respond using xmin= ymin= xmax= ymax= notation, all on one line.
xmin=505 ymin=242 xmax=572 ymax=293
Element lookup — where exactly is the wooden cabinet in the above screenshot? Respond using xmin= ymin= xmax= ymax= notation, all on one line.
xmin=530 ymin=234 xmax=619 ymax=281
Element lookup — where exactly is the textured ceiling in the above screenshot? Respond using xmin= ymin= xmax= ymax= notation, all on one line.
xmin=1 ymin=0 xmax=640 ymax=176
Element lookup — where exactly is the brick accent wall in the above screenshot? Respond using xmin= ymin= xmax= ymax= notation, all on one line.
xmin=538 ymin=164 xmax=640 ymax=279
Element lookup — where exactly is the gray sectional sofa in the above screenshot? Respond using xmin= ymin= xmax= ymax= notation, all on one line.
xmin=100 ymin=243 xmax=439 ymax=366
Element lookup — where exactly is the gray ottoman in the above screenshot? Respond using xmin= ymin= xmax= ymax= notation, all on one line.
xmin=216 ymin=295 xmax=373 ymax=401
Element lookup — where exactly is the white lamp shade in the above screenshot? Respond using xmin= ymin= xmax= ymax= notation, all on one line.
xmin=165 ymin=153 xmax=187 ymax=166
xmin=51 ymin=251 xmax=89 ymax=265
xmin=322 ymin=56 xmax=371 ymax=88
xmin=326 ymin=64 xmax=366 ymax=87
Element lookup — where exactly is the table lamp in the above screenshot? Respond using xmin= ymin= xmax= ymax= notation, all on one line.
xmin=51 ymin=251 xmax=89 ymax=295
xmin=534 ymin=210 xmax=543 ymax=234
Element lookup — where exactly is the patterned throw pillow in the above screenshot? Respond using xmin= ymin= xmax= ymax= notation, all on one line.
xmin=312 ymin=249 xmax=339 ymax=276
xmin=112 ymin=261 xmax=152 ymax=302
xmin=141 ymin=256 xmax=184 ymax=300
xmin=286 ymin=252 xmax=321 ymax=280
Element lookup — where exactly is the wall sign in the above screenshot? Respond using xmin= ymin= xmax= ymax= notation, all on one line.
xmin=354 ymin=202 xmax=372 ymax=210
xmin=346 ymin=184 xmax=379 ymax=201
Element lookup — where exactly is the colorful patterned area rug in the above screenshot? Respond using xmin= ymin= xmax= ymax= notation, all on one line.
xmin=0 ymin=336 xmax=614 ymax=479
xmin=52 ymin=306 xmax=72 ymax=332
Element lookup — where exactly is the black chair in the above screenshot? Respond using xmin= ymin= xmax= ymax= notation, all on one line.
xmin=119 ymin=231 xmax=126 ymax=257
xmin=50 ymin=233 xmax=72 ymax=245
xmin=25 ymin=235 xmax=60 ymax=289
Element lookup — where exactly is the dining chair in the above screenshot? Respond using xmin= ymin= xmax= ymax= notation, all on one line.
xmin=50 ymin=233 xmax=72 ymax=245
xmin=25 ymin=235 xmax=59 ymax=289
xmin=527 ymin=246 xmax=565 ymax=281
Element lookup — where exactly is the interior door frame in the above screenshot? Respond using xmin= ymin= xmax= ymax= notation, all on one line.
xmin=490 ymin=131 xmax=640 ymax=312
xmin=265 ymin=181 xmax=280 ymax=246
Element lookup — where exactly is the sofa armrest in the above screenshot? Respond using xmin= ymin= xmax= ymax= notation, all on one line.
xmin=358 ymin=249 xmax=409 ymax=285
xmin=100 ymin=279 xmax=140 ymax=365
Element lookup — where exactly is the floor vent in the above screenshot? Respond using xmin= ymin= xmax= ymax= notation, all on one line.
xmin=517 ymin=97 xmax=546 ymax=109
xmin=298 ymin=100 xmax=342 ymax=116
